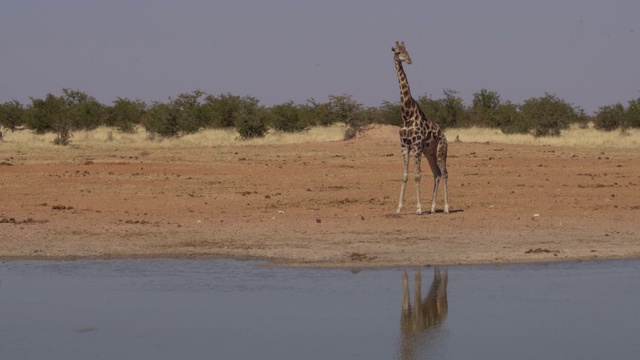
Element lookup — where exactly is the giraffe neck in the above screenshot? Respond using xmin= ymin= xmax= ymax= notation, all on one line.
xmin=394 ymin=58 xmax=413 ymax=111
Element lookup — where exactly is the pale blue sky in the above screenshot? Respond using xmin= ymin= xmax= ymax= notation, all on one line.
xmin=1 ymin=0 xmax=638 ymax=113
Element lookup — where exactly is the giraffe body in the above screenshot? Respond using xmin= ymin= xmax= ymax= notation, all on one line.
xmin=392 ymin=41 xmax=450 ymax=215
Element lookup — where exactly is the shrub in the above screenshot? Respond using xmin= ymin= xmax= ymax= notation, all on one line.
xmin=469 ymin=88 xmax=501 ymax=128
xmin=374 ymin=101 xmax=402 ymax=126
xmin=417 ymin=94 xmax=444 ymax=124
xmin=299 ymin=99 xmax=332 ymax=127
xmin=108 ymin=98 xmax=146 ymax=133
xmin=203 ymin=93 xmax=244 ymax=128
xmin=594 ymin=103 xmax=625 ymax=131
xmin=417 ymin=89 xmax=465 ymax=129
xmin=63 ymin=89 xmax=106 ymax=130
xmin=234 ymin=96 xmax=266 ymax=139
xmin=144 ymin=102 xmax=179 ymax=137
xmin=269 ymin=101 xmax=308 ymax=132
xmin=495 ymin=102 xmax=529 ymax=134
xmin=439 ymin=89 xmax=466 ymax=129
xmin=343 ymin=107 xmax=376 ymax=140
xmin=27 ymin=93 xmax=66 ymax=134
xmin=624 ymin=98 xmax=640 ymax=129
xmin=235 ymin=106 xmax=268 ymax=139
xmin=521 ymin=93 xmax=577 ymax=137
xmin=0 ymin=100 xmax=26 ymax=131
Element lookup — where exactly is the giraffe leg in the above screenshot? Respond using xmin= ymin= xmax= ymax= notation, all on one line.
xmin=395 ymin=147 xmax=410 ymax=214
xmin=427 ymin=140 xmax=450 ymax=214
xmin=430 ymin=176 xmax=441 ymax=214
xmin=414 ymin=151 xmax=423 ymax=215
xmin=414 ymin=268 xmax=422 ymax=314
xmin=402 ymin=269 xmax=410 ymax=311
xmin=438 ymin=140 xmax=450 ymax=214
xmin=442 ymin=174 xmax=449 ymax=214
xmin=425 ymin=153 xmax=441 ymax=214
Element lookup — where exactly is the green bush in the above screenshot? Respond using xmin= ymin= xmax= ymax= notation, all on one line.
xmin=235 ymin=106 xmax=268 ymax=139
xmin=108 ymin=98 xmax=146 ymax=133
xmin=27 ymin=93 xmax=66 ymax=134
xmin=343 ymin=107 xmax=377 ymax=140
xmin=417 ymin=95 xmax=443 ymax=123
xmin=27 ymin=92 xmax=74 ymax=144
xmin=469 ymin=88 xmax=501 ymax=128
xmin=624 ymin=98 xmax=640 ymax=129
xmin=495 ymin=102 xmax=529 ymax=134
xmin=269 ymin=101 xmax=308 ymax=132
xmin=0 ymin=100 xmax=26 ymax=131
xmin=172 ymin=90 xmax=209 ymax=134
xmin=26 ymin=89 xmax=106 ymax=143
xmin=144 ymin=102 xmax=179 ymax=137
xmin=299 ymin=99 xmax=332 ymax=127
xmin=11 ymin=88 xmax=640 ymax=141
xmin=63 ymin=89 xmax=106 ymax=130
xmin=374 ymin=101 xmax=402 ymax=126
xmin=143 ymin=91 xmax=210 ymax=137
xmin=521 ymin=93 xmax=577 ymax=137
xmin=203 ymin=93 xmax=243 ymax=128
xmin=594 ymin=103 xmax=625 ymax=131
xmin=417 ymin=89 xmax=465 ymax=129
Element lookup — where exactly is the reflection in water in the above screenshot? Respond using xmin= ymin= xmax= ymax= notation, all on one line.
xmin=3 ymin=260 xmax=639 ymax=360
xmin=399 ymin=267 xmax=449 ymax=360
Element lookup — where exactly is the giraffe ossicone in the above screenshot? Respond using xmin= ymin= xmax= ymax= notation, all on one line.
xmin=392 ymin=41 xmax=450 ymax=215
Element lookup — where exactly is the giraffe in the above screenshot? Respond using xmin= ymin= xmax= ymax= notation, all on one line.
xmin=399 ymin=267 xmax=449 ymax=360
xmin=392 ymin=41 xmax=450 ymax=215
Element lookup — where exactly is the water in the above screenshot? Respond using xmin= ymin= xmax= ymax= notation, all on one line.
xmin=1 ymin=259 xmax=639 ymax=360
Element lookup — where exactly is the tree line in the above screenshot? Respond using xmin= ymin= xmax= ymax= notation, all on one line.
xmin=1 ymin=88 xmax=639 ymax=145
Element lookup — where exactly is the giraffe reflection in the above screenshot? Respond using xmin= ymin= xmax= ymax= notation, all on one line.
xmin=400 ymin=267 xmax=449 ymax=360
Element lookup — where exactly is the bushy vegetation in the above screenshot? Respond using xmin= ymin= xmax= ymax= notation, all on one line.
xmin=1 ymin=87 xmax=639 ymax=145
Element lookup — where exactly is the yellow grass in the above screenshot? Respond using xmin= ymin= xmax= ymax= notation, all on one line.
xmin=1 ymin=124 xmax=346 ymax=149
xmin=446 ymin=124 xmax=640 ymax=148
xmin=0 ymin=124 xmax=348 ymax=164
xmin=1 ymin=123 xmax=639 ymax=160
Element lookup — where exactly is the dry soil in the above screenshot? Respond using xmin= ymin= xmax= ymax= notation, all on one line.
xmin=1 ymin=125 xmax=639 ymax=267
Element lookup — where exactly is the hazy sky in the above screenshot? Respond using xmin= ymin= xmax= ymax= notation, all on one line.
xmin=1 ymin=0 xmax=638 ymax=113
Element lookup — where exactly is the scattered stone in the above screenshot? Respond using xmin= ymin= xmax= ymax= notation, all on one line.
xmin=525 ymin=248 xmax=550 ymax=254
xmin=1 ymin=217 xmax=49 ymax=225
xmin=316 ymin=218 xmax=321 ymax=223
xmin=525 ymin=248 xmax=560 ymax=255
xmin=349 ymin=252 xmax=377 ymax=262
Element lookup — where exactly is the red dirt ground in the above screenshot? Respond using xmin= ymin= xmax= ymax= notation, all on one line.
xmin=1 ymin=125 xmax=639 ymax=267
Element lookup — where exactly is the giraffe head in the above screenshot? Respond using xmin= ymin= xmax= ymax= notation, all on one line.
xmin=392 ymin=41 xmax=412 ymax=64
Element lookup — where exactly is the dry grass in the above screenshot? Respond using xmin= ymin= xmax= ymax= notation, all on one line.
xmin=0 ymin=125 xmax=347 ymax=164
xmin=1 ymin=124 xmax=346 ymax=149
xmin=1 ymin=123 xmax=638 ymax=162
xmin=446 ymin=124 xmax=640 ymax=148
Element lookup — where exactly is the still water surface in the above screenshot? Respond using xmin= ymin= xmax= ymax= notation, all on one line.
xmin=1 ymin=259 xmax=639 ymax=360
